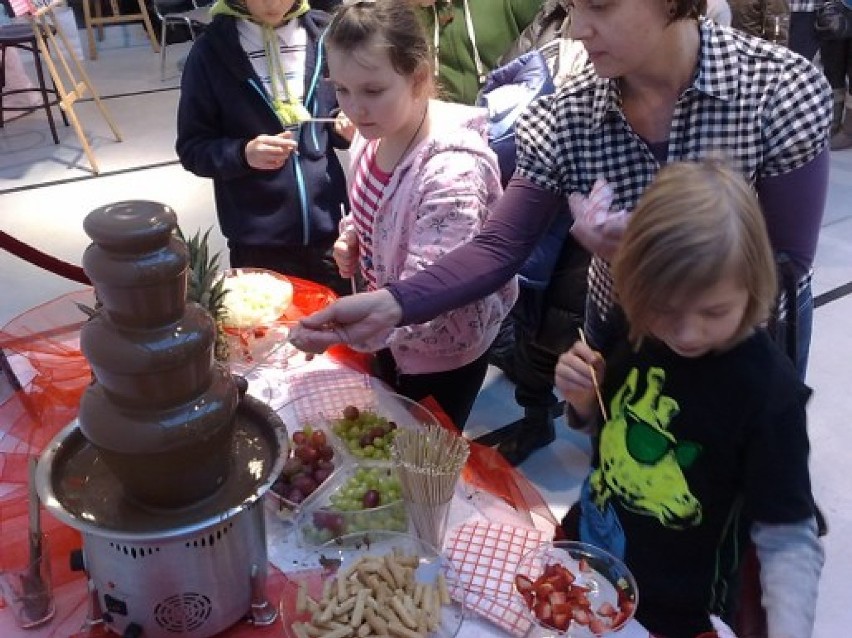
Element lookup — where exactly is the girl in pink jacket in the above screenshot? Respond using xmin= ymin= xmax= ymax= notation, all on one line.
xmin=325 ymin=0 xmax=517 ymax=429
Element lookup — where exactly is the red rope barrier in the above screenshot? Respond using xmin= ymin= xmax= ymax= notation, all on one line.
xmin=0 ymin=231 xmax=90 ymax=285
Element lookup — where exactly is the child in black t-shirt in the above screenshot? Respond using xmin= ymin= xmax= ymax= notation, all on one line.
xmin=555 ymin=160 xmax=822 ymax=638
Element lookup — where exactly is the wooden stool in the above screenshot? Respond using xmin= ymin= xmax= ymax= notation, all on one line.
xmin=0 ymin=20 xmax=69 ymax=144
xmin=82 ymin=0 xmax=159 ymax=60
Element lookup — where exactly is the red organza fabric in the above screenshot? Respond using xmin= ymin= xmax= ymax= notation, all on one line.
xmin=0 ymin=276 xmax=557 ymax=634
xmin=0 ymin=278 xmax=337 ymax=635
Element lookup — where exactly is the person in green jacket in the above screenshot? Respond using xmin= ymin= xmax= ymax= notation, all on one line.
xmin=414 ymin=0 xmax=544 ymax=105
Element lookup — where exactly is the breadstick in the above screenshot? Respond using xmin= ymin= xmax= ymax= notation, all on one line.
xmin=318 ymin=596 xmax=338 ymax=624
xmin=297 ymin=580 xmax=309 ymax=613
xmin=391 ymin=596 xmax=418 ymax=629
xmin=350 ymin=588 xmax=369 ymax=627
xmin=387 ymin=620 xmax=424 ymax=638
xmin=437 ymin=573 xmax=450 ymax=605
xmin=384 ymin=555 xmax=407 ymax=589
xmin=364 ymin=607 xmax=388 ymax=635
xmin=320 ymin=624 xmax=355 ymax=638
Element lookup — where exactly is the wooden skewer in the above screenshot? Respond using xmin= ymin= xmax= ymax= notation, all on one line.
xmin=578 ymin=328 xmax=608 ymax=421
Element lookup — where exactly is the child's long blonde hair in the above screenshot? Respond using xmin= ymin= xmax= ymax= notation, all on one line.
xmin=613 ymin=160 xmax=778 ymax=345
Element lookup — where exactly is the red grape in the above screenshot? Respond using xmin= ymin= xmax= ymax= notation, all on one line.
xmin=292 ymin=473 xmax=318 ymax=496
xmin=362 ymin=489 xmax=381 ymax=508
xmin=281 ymin=457 xmax=303 ymax=477
xmin=313 ymin=467 xmax=333 ymax=484
xmin=295 ymin=445 xmax=319 ymax=464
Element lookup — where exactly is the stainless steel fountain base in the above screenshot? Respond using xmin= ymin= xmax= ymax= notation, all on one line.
xmin=36 ymin=395 xmax=287 ymax=638
xmin=83 ymin=503 xmax=267 ymax=637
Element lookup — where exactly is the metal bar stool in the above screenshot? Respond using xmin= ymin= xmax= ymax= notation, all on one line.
xmin=0 ymin=16 xmax=69 ymax=144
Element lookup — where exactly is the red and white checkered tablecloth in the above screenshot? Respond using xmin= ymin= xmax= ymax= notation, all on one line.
xmin=444 ymin=521 xmax=548 ymax=637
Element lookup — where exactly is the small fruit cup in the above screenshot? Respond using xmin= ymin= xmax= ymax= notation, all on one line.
xmin=277 ymin=382 xmax=441 ymax=462
xmin=218 ymin=267 xmax=295 ymax=369
xmin=267 ymin=424 xmax=340 ymax=519
xmin=514 ymin=541 xmax=637 ymax=637
xmin=296 ymin=464 xmax=408 ymax=547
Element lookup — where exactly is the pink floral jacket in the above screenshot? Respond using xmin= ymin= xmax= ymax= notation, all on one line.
xmin=342 ymin=100 xmax=518 ymax=374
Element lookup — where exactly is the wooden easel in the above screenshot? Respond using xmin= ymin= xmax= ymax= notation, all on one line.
xmin=28 ymin=0 xmax=123 ymax=174
xmin=81 ymin=0 xmax=159 ymax=60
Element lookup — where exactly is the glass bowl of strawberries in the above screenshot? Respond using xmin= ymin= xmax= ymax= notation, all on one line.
xmin=513 ymin=541 xmax=637 ymax=637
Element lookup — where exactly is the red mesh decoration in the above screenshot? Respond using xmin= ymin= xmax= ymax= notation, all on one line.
xmin=418 ymin=397 xmax=559 ymax=531
xmin=0 ymin=278 xmax=337 ymax=634
xmin=0 ymin=276 xmax=559 ymax=634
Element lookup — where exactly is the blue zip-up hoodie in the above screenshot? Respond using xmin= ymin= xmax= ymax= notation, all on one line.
xmin=176 ymin=11 xmax=347 ymax=248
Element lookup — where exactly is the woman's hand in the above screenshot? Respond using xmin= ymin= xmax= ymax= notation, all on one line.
xmin=554 ymin=340 xmax=606 ymax=423
xmin=288 ymin=289 xmax=403 ymax=354
xmin=245 ymin=131 xmax=298 ymax=170
xmin=569 ymin=213 xmax=629 ymax=262
xmin=567 ymin=179 xmax=630 ymax=262
xmin=333 ymin=230 xmax=359 ymax=279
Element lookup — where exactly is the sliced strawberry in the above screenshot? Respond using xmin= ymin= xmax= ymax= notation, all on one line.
xmin=588 ymin=616 xmax=607 ymax=635
xmin=534 ymin=581 xmax=555 ymax=599
xmin=612 ymin=610 xmax=630 ymax=628
xmin=572 ymin=608 xmax=590 ymax=625
xmin=596 ymin=601 xmax=617 ymax=618
xmin=551 ymin=563 xmax=575 ymax=585
xmin=533 ymin=600 xmax=552 ymax=622
xmin=515 ymin=574 xmax=534 ymax=594
xmin=549 ymin=591 xmax=568 ymax=606
xmin=551 ymin=601 xmax=571 ymax=616
xmin=551 ymin=612 xmax=570 ymax=631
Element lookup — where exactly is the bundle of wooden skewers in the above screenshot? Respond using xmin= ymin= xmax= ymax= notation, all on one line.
xmin=390 ymin=425 xmax=469 ymax=548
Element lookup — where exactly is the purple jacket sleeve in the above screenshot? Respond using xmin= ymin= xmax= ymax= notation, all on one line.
xmin=387 ymin=176 xmax=563 ymax=325
xmin=757 ymin=147 xmax=830 ymax=280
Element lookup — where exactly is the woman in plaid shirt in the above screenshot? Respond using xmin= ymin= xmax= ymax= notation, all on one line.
xmin=293 ymin=0 xmax=832 ymax=380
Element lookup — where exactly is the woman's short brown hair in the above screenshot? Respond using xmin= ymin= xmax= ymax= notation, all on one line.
xmin=612 ymin=160 xmax=778 ymax=345
xmin=671 ymin=0 xmax=706 ymax=21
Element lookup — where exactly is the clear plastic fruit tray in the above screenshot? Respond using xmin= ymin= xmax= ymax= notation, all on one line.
xmin=295 ymin=463 xmax=408 ymax=547
xmin=267 ymin=381 xmax=440 ymax=542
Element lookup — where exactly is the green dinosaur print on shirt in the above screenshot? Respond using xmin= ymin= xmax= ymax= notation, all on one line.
xmin=590 ymin=366 xmax=703 ymax=530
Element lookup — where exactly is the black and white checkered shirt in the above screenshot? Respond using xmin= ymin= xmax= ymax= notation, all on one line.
xmin=514 ymin=18 xmax=832 ymax=326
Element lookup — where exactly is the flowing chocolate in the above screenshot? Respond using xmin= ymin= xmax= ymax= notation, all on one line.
xmin=78 ymin=201 xmax=238 ymax=508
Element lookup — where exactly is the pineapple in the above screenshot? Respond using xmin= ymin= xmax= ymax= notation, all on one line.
xmin=177 ymin=226 xmax=230 ymax=362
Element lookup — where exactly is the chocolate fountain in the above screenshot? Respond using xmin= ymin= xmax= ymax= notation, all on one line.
xmin=36 ymin=201 xmax=288 ymax=638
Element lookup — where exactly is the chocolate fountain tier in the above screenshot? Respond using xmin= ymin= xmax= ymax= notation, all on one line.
xmin=78 ymin=364 xmax=239 ymax=508
xmin=80 ymin=302 xmax=217 ymax=408
xmin=39 ymin=394 xmax=286 ymax=537
xmin=82 ymin=201 xmax=189 ymax=330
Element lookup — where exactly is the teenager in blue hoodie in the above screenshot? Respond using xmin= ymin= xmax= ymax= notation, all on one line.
xmin=176 ymin=0 xmax=350 ymax=294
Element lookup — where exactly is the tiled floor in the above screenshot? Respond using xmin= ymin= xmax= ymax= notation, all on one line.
xmin=1 ymin=23 xmax=850 ymax=636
